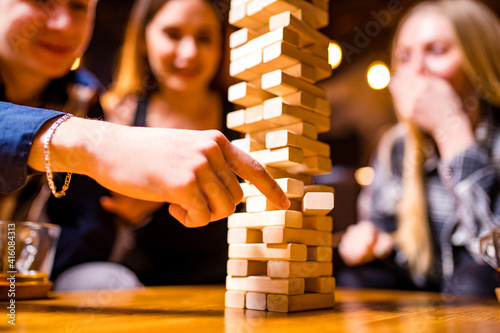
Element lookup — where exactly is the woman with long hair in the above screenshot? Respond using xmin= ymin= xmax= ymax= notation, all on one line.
xmin=338 ymin=0 xmax=500 ymax=296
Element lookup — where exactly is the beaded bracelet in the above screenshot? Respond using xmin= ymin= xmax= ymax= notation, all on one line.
xmin=43 ymin=114 xmax=74 ymax=198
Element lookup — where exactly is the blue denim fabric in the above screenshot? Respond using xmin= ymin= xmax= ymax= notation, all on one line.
xmin=0 ymin=103 xmax=64 ymax=193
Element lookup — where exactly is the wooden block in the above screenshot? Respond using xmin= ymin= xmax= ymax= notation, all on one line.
xmin=245 ymin=104 xmax=264 ymax=124
xmin=225 ymin=291 xmax=246 ymax=309
xmin=269 ymin=11 xmax=329 ymax=47
xmin=230 ymin=56 xmax=260 ymax=81
xmin=246 ymin=196 xmax=301 ymax=213
xmin=266 ymin=130 xmax=330 ymax=157
xmin=291 ymin=8 xmax=317 ymax=28
xmin=248 ymin=0 xmax=329 ymax=28
xmin=231 ymin=138 xmax=266 ymax=153
xmin=267 ymin=293 xmax=334 ymax=313
xmin=249 ymin=147 xmax=304 ymax=168
xmin=263 ymin=226 xmax=332 ymax=246
xmin=312 ymin=0 xmax=329 ymax=11
xmin=307 ymin=246 xmax=332 ymax=262
xmin=263 ymin=97 xmax=330 ymax=133
xmin=315 ymin=97 xmax=331 ymax=116
xmin=304 ymin=185 xmax=334 ymax=193
xmin=302 ymin=216 xmax=333 ymax=232
xmin=302 ymin=44 xmax=328 ymax=61
xmin=304 ymin=277 xmax=335 ymax=293
xmin=229 ymin=28 xmax=257 ymax=49
xmin=228 ymin=82 xmax=275 ymax=107
xmin=264 ymin=166 xmax=312 ymax=185
xmin=227 ymin=109 xmax=245 ymax=130
xmin=228 ymin=243 xmax=307 ymax=261
xmin=230 ymin=27 xmax=299 ymax=61
xmin=261 ymin=70 xmax=326 ymax=98
xmin=227 ymin=259 xmax=268 ymax=276
xmin=228 ymin=210 xmax=303 ymax=229
xmin=241 ymin=178 xmax=304 ymax=201
xmin=281 ymin=91 xmax=317 ymax=112
xmin=263 ymin=42 xmax=331 ymax=81
xmin=226 ymin=276 xmax=305 ymax=295
xmin=286 ymin=155 xmax=332 ymax=175
xmin=282 ymin=63 xmax=316 ymax=83
xmin=246 ymin=121 xmax=318 ymax=142
xmin=227 ymin=228 xmax=263 ymax=244
xmin=228 ymin=4 xmax=266 ymax=30
xmin=245 ymin=292 xmax=267 ymax=310
xmin=267 ymin=261 xmax=333 ymax=278
xmin=302 ymin=192 xmax=334 ymax=216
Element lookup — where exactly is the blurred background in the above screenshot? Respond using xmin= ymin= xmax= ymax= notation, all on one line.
xmin=81 ymin=0 xmax=500 ymax=248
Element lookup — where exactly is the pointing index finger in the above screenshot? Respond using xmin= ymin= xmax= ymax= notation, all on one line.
xmin=218 ymin=137 xmax=290 ymax=210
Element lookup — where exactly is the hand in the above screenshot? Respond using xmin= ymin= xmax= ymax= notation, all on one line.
xmin=389 ymin=69 xmax=475 ymax=160
xmin=30 ymin=118 xmax=290 ymax=228
xmin=338 ymin=221 xmax=393 ymax=266
xmin=100 ymin=192 xmax=163 ymax=225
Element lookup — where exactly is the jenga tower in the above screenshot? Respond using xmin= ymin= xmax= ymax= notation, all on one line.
xmin=225 ymin=0 xmax=334 ymax=313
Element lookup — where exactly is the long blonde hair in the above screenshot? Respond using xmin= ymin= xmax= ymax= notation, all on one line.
xmin=390 ymin=0 xmax=500 ymax=277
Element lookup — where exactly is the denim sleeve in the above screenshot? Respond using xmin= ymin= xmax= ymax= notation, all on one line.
xmin=0 ymin=102 xmax=64 ymax=193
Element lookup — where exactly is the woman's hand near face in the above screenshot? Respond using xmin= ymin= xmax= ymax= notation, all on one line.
xmin=389 ymin=69 xmax=475 ymax=160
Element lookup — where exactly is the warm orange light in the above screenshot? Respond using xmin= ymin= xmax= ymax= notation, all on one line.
xmin=355 ymin=167 xmax=375 ymax=186
xmin=367 ymin=61 xmax=390 ymax=90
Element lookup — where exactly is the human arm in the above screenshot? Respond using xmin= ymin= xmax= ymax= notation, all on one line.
xmin=26 ymin=116 xmax=290 ymax=227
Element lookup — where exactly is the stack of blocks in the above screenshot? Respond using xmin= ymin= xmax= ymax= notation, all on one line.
xmin=225 ymin=0 xmax=335 ymax=313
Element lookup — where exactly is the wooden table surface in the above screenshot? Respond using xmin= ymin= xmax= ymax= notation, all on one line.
xmin=4 ymin=285 xmax=500 ymax=332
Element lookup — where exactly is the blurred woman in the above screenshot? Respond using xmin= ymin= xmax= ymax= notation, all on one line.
xmin=338 ymin=0 xmax=500 ymax=296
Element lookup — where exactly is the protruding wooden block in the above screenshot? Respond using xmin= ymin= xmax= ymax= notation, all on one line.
xmin=266 ymin=293 xmax=334 ymax=313
xmin=231 ymin=138 xmax=266 ymax=153
xmin=246 ymin=292 xmax=267 ymax=310
xmin=249 ymin=147 xmax=304 ymax=168
xmin=302 ymin=216 xmax=333 ymax=232
xmin=229 ymin=28 xmax=257 ymax=49
xmin=286 ymin=155 xmax=332 ymax=175
xmin=269 ymin=11 xmax=329 ymax=47
xmin=230 ymin=27 xmax=299 ymax=61
xmin=262 ymin=226 xmax=332 ymax=246
xmin=312 ymin=0 xmax=330 ymax=11
xmin=282 ymin=63 xmax=316 ymax=83
xmin=304 ymin=185 xmax=334 ymax=193
xmin=246 ymin=196 xmax=301 ymax=213
xmin=263 ymin=42 xmax=332 ymax=81
xmin=267 ymin=261 xmax=333 ymax=278
xmin=247 ymin=0 xmax=329 ymax=28
xmin=228 ymin=82 xmax=275 ymax=107
xmin=263 ymin=97 xmax=330 ymax=133
xmin=261 ymin=70 xmax=327 ymax=98
xmin=228 ymin=4 xmax=265 ymax=30
xmin=241 ymin=178 xmax=304 ymax=201
xmin=227 ymin=109 xmax=246 ymax=131
xmin=225 ymin=290 xmax=246 ymax=309
xmin=302 ymin=192 xmax=334 ymax=216
xmin=245 ymin=104 xmax=264 ymax=124
xmin=301 ymin=43 xmax=328 ymax=60
xmin=304 ymin=277 xmax=336 ymax=293
xmin=266 ymin=130 xmax=330 ymax=157
xmin=281 ymin=91 xmax=316 ymax=111
xmin=228 ymin=243 xmax=307 ymax=261
xmin=227 ymin=259 xmax=268 ymax=276
xmin=228 ymin=210 xmax=303 ymax=229
xmin=226 ymin=276 xmax=305 ymax=295
xmin=227 ymin=228 xmax=263 ymax=244
xmin=314 ymin=96 xmax=331 ymax=116
xmin=307 ymin=246 xmax=332 ymax=262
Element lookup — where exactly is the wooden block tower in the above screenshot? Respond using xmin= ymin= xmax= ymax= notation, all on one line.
xmin=225 ymin=0 xmax=334 ymax=313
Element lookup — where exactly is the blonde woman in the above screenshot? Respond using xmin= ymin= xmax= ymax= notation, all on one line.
xmin=338 ymin=0 xmax=500 ymax=296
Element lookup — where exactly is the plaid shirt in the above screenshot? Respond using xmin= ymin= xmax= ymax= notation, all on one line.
xmin=358 ymin=103 xmax=500 ymax=285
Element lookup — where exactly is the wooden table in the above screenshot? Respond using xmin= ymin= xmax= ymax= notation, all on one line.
xmin=5 ymin=286 xmax=500 ymax=332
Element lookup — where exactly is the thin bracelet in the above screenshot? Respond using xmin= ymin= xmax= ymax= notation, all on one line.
xmin=43 ymin=114 xmax=74 ymax=198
